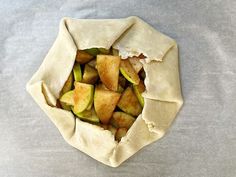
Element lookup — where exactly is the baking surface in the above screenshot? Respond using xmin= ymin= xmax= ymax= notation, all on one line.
xmin=0 ymin=0 xmax=235 ymax=177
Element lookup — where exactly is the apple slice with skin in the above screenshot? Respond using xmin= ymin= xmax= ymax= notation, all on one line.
xmin=75 ymin=50 xmax=94 ymax=64
xmin=133 ymin=80 xmax=145 ymax=107
xmin=73 ymin=82 xmax=94 ymax=113
xmin=115 ymin=128 xmax=127 ymax=141
xmin=108 ymin=125 xmax=117 ymax=135
xmin=61 ymin=72 xmax=73 ymax=95
xmin=117 ymin=87 xmax=142 ymax=116
xmin=110 ymin=112 xmax=135 ymax=129
xmin=128 ymin=57 xmax=143 ymax=73
xmin=85 ymin=48 xmax=100 ymax=56
xmin=72 ymin=107 xmax=99 ymax=123
xmin=82 ymin=64 xmax=98 ymax=84
xmin=120 ymin=59 xmax=140 ymax=85
xmin=73 ymin=62 xmax=82 ymax=82
xmin=97 ymin=55 xmax=121 ymax=91
xmin=94 ymin=86 xmax=121 ymax=124
xmin=98 ymin=48 xmax=110 ymax=54
xmin=60 ymin=90 xmax=74 ymax=105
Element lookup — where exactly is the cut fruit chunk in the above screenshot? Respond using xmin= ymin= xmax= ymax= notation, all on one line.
xmin=82 ymin=64 xmax=98 ymax=84
xmin=120 ymin=59 xmax=140 ymax=85
xmin=97 ymin=55 xmax=121 ymax=91
xmin=87 ymin=59 xmax=96 ymax=68
xmin=128 ymin=57 xmax=143 ymax=73
xmin=61 ymin=72 xmax=73 ymax=95
xmin=112 ymin=48 xmax=119 ymax=56
xmin=75 ymin=50 xmax=94 ymax=64
xmin=60 ymin=90 xmax=74 ymax=105
xmin=133 ymin=80 xmax=145 ymax=107
xmin=117 ymin=87 xmax=142 ymax=116
xmin=60 ymin=102 xmax=71 ymax=111
xmin=98 ymin=48 xmax=110 ymax=54
xmin=108 ymin=125 xmax=117 ymax=135
xmin=86 ymin=98 xmax=93 ymax=110
xmin=110 ymin=112 xmax=135 ymax=129
xmin=73 ymin=82 xmax=94 ymax=113
xmin=73 ymin=63 xmax=82 ymax=82
xmin=72 ymin=107 xmax=99 ymax=123
xmin=94 ymin=86 xmax=121 ymax=124
xmin=115 ymin=128 xmax=127 ymax=141
xmin=85 ymin=48 xmax=100 ymax=56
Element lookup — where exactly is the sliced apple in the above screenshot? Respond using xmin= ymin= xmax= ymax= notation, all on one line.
xmin=110 ymin=112 xmax=135 ymax=129
xmin=97 ymin=55 xmax=121 ymax=91
xmin=61 ymin=72 xmax=73 ymax=95
xmin=73 ymin=62 xmax=82 ymax=82
xmin=98 ymin=48 xmax=110 ymax=54
xmin=87 ymin=59 xmax=96 ymax=68
xmin=85 ymin=48 xmax=100 ymax=56
xmin=120 ymin=59 xmax=140 ymax=85
xmin=133 ymin=80 xmax=145 ymax=107
xmin=108 ymin=125 xmax=117 ymax=135
xmin=86 ymin=98 xmax=93 ymax=110
xmin=117 ymin=87 xmax=142 ymax=116
xmin=128 ymin=57 xmax=143 ymax=73
xmin=73 ymin=82 xmax=94 ymax=113
xmin=75 ymin=50 xmax=94 ymax=64
xmin=60 ymin=90 xmax=74 ymax=105
xmin=60 ymin=102 xmax=72 ymax=111
xmin=72 ymin=107 xmax=99 ymax=123
xmin=115 ymin=128 xmax=127 ymax=141
xmin=112 ymin=48 xmax=119 ymax=56
xmin=94 ymin=86 xmax=121 ymax=124
xmin=82 ymin=64 xmax=98 ymax=84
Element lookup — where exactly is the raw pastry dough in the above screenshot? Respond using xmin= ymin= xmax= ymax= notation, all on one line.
xmin=26 ymin=16 xmax=183 ymax=167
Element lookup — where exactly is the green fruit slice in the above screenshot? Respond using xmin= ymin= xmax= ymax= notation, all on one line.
xmin=73 ymin=63 xmax=82 ymax=82
xmin=85 ymin=48 xmax=100 ymax=56
xmin=133 ymin=80 xmax=145 ymax=107
xmin=72 ymin=107 xmax=99 ymax=123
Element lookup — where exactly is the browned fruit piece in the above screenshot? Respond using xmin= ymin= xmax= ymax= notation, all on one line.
xmin=82 ymin=64 xmax=99 ymax=84
xmin=110 ymin=112 xmax=135 ymax=129
xmin=97 ymin=55 xmax=121 ymax=91
xmin=120 ymin=59 xmax=140 ymax=85
xmin=115 ymin=128 xmax=127 ymax=141
xmin=75 ymin=50 xmax=94 ymax=64
xmin=94 ymin=86 xmax=121 ymax=124
xmin=108 ymin=125 xmax=117 ymax=135
xmin=117 ymin=87 xmax=142 ymax=116
xmin=73 ymin=82 xmax=94 ymax=113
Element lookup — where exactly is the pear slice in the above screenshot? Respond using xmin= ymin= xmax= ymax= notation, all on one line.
xmin=98 ymin=48 xmax=110 ymax=54
xmin=117 ymin=87 xmax=142 ymax=116
xmin=94 ymin=86 xmax=121 ymax=124
xmin=72 ymin=107 xmax=99 ymax=123
xmin=73 ymin=63 xmax=82 ymax=82
xmin=97 ymin=55 xmax=121 ymax=91
xmin=133 ymin=80 xmax=145 ymax=107
xmin=120 ymin=59 xmax=140 ymax=85
xmin=73 ymin=82 xmax=94 ymax=113
xmin=75 ymin=50 xmax=94 ymax=64
xmin=115 ymin=128 xmax=127 ymax=141
xmin=81 ymin=64 xmax=98 ymax=84
xmin=110 ymin=112 xmax=135 ymax=129
xmin=128 ymin=57 xmax=143 ymax=73
xmin=61 ymin=72 xmax=73 ymax=95
xmin=85 ymin=48 xmax=100 ymax=56
xmin=60 ymin=90 xmax=74 ymax=105
xmin=108 ymin=125 xmax=117 ymax=135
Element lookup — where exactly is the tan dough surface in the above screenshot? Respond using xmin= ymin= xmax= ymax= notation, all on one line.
xmin=27 ymin=16 xmax=183 ymax=167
